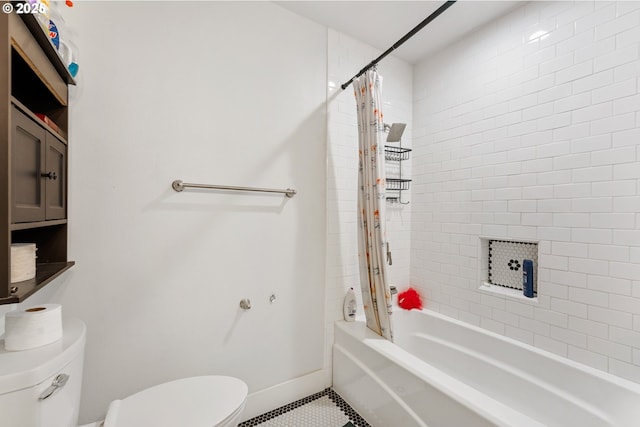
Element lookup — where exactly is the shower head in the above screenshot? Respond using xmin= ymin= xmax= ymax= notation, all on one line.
xmin=385 ymin=123 xmax=406 ymax=142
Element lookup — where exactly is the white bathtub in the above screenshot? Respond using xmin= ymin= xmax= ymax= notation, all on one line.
xmin=333 ymin=308 xmax=640 ymax=427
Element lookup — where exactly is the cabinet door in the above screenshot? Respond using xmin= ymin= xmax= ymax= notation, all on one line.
xmin=44 ymin=133 xmax=66 ymax=220
xmin=11 ymin=106 xmax=46 ymax=223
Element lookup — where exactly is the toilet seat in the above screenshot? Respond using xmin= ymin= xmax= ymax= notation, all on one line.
xmin=103 ymin=376 xmax=248 ymax=427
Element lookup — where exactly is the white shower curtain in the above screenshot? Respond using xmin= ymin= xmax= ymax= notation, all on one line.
xmin=353 ymin=69 xmax=393 ymax=341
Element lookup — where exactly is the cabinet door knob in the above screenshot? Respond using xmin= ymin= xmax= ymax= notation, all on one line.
xmin=41 ymin=171 xmax=58 ymax=180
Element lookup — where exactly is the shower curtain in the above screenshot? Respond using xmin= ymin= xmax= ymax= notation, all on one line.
xmin=353 ymin=69 xmax=393 ymax=341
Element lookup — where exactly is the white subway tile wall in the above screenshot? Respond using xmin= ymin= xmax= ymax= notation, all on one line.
xmin=412 ymin=1 xmax=640 ymax=383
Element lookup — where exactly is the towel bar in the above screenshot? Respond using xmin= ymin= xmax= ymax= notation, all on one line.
xmin=172 ymin=180 xmax=296 ymax=198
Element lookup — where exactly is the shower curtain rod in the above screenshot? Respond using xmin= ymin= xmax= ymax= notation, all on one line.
xmin=340 ymin=0 xmax=457 ymax=90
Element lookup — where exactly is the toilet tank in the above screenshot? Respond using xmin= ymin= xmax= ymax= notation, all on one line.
xmin=0 ymin=318 xmax=86 ymax=427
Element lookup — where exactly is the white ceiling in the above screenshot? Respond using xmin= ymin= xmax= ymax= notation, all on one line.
xmin=276 ymin=1 xmax=522 ymax=64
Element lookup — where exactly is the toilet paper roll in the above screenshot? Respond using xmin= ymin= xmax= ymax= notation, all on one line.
xmin=10 ymin=243 xmax=37 ymax=283
xmin=4 ymin=304 xmax=63 ymax=351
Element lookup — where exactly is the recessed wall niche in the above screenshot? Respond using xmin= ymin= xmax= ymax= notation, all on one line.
xmin=479 ymin=238 xmax=539 ymax=300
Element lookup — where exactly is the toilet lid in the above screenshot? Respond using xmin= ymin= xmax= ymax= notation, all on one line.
xmin=103 ymin=376 xmax=247 ymax=427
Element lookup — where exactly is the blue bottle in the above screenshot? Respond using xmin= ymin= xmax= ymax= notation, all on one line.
xmin=523 ymin=259 xmax=534 ymax=298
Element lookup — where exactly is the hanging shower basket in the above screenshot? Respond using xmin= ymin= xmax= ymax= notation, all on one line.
xmin=384 ymin=145 xmax=412 ymax=162
xmin=386 ymin=178 xmax=412 ymax=191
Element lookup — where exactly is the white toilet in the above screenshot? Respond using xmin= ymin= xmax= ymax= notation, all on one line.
xmin=0 ymin=318 xmax=248 ymax=427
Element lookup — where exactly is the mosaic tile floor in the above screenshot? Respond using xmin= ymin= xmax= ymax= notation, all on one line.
xmin=239 ymin=388 xmax=370 ymax=427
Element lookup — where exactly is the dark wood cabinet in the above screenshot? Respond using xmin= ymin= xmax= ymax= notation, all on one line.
xmin=12 ymin=105 xmax=46 ymax=223
xmin=40 ymin=133 xmax=67 ymax=220
xmin=44 ymin=132 xmax=67 ymax=220
xmin=1 ymin=11 xmax=75 ymax=303
xmin=11 ymin=105 xmax=67 ymax=223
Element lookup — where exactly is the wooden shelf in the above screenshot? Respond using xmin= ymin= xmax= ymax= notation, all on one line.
xmin=11 ymin=219 xmax=67 ymax=231
xmin=1 ymin=9 xmax=74 ymax=304
xmin=0 ymin=261 xmax=75 ymax=304
xmin=11 ymin=96 xmax=68 ymax=142
xmin=19 ymin=13 xmax=76 ymax=85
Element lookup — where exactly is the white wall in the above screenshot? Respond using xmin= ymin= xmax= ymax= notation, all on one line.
xmin=325 ymin=28 xmax=413 ymax=366
xmin=412 ymin=0 xmax=640 ymax=383
xmin=33 ymin=2 xmax=328 ymax=423
xmin=3 ymin=3 xmax=414 ymax=423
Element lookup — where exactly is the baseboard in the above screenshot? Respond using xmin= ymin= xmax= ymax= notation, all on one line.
xmin=240 ymin=368 xmax=331 ymax=421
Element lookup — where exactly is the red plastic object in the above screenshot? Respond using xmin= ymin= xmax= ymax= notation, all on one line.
xmin=35 ymin=113 xmax=59 ymax=132
xmin=397 ymin=287 xmax=423 ymax=310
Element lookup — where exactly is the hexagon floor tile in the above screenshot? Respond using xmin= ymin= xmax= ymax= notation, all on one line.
xmin=239 ymin=388 xmax=370 ymax=427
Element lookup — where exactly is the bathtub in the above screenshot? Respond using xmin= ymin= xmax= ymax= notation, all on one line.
xmin=333 ymin=308 xmax=640 ymax=427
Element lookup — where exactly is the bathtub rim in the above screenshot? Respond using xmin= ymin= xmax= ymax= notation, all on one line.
xmin=335 ymin=318 xmax=548 ymax=427
xmin=335 ymin=306 xmax=640 ymax=427
xmin=390 ymin=307 xmax=640 ymax=393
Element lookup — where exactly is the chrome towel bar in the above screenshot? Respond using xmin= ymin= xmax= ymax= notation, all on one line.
xmin=171 ymin=180 xmax=297 ymax=198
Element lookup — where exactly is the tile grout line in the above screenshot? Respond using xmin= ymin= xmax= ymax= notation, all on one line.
xmin=326 ymin=388 xmax=371 ymax=427
xmin=238 ymin=388 xmax=371 ymax=427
